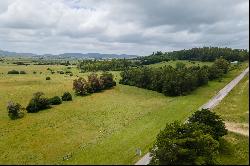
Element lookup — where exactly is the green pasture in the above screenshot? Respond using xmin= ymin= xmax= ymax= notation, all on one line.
xmin=0 ymin=61 xmax=248 ymax=164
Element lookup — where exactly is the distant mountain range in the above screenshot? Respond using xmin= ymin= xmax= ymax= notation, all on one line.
xmin=0 ymin=50 xmax=138 ymax=59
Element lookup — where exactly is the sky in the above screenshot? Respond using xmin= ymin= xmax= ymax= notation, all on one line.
xmin=0 ymin=0 xmax=249 ymax=56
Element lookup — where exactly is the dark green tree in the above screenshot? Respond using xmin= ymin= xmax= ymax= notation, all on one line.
xmin=149 ymin=121 xmax=219 ymax=165
xmin=26 ymin=92 xmax=51 ymax=113
xmin=188 ymin=109 xmax=228 ymax=140
xmin=213 ymin=57 xmax=230 ymax=74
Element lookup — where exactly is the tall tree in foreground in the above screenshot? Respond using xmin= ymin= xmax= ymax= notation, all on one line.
xmin=149 ymin=122 xmax=219 ymax=165
xmin=188 ymin=109 xmax=228 ymax=140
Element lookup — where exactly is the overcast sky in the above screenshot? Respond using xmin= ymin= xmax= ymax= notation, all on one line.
xmin=0 ymin=0 xmax=249 ymax=55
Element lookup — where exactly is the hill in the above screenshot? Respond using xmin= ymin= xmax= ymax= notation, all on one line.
xmin=0 ymin=50 xmax=138 ymax=59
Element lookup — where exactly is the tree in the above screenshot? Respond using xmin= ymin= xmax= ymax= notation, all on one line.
xmin=26 ymin=92 xmax=51 ymax=113
xmin=7 ymin=101 xmax=25 ymax=120
xmin=88 ymin=73 xmax=103 ymax=93
xmin=73 ymin=77 xmax=90 ymax=96
xmin=100 ymin=72 xmax=116 ymax=89
xmin=208 ymin=65 xmax=223 ymax=80
xmin=149 ymin=121 xmax=219 ymax=165
xmin=213 ymin=57 xmax=230 ymax=74
xmin=188 ymin=109 xmax=227 ymax=140
xmin=62 ymin=92 xmax=72 ymax=101
xmin=196 ymin=66 xmax=209 ymax=86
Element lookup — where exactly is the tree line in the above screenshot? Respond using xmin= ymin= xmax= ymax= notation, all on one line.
xmin=138 ymin=47 xmax=249 ymax=65
xmin=119 ymin=57 xmax=230 ymax=96
xmin=78 ymin=59 xmax=139 ymax=72
xmin=77 ymin=47 xmax=248 ymax=72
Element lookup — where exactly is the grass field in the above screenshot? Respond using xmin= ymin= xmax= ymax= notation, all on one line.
xmin=213 ymin=73 xmax=249 ymax=123
xmin=0 ymin=61 xmax=248 ymax=164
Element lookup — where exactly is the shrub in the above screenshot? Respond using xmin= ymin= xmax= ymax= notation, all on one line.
xmin=46 ymin=76 xmax=51 ymax=80
xmin=100 ymin=72 xmax=116 ymax=89
xmin=69 ymin=73 xmax=73 ymax=76
xmin=73 ymin=77 xmax=90 ymax=96
xmin=19 ymin=71 xmax=26 ymax=74
xmin=7 ymin=101 xmax=25 ymax=120
xmin=88 ymin=73 xmax=103 ymax=93
xmin=188 ymin=109 xmax=227 ymax=140
xmin=65 ymin=71 xmax=72 ymax=74
xmin=26 ymin=92 xmax=51 ymax=113
xmin=15 ymin=62 xmax=25 ymax=65
xmin=49 ymin=96 xmax=62 ymax=105
xmin=33 ymin=71 xmax=37 ymax=74
xmin=61 ymin=92 xmax=72 ymax=101
xmin=149 ymin=121 xmax=219 ymax=165
xmin=7 ymin=70 xmax=19 ymax=74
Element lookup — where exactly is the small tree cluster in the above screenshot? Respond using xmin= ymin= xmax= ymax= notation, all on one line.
xmin=120 ymin=58 xmax=229 ymax=96
xmin=73 ymin=72 xmax=116 ymax=96
xmin=7 ymin=70 xmax=19 ymax=74
xmin=149 ymin=109 xmax=227 ymax=165
xmin=7 ymin=101 xmax=25 ymax=120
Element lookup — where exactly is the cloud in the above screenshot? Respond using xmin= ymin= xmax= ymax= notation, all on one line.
xmin=0 ymin=0 xmax=248 ymax=55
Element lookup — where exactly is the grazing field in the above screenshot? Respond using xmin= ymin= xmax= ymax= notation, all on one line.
xmin=0 ymin=61 xmax=248 ymax=164
xmin=214 ymin=74 xmax=249 ymax=123
xmin=147 ymin=60 xmax=213 ymax=68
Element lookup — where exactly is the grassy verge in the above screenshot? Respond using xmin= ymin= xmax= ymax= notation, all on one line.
xmin=213 ymin=73 xmax=249 ymax=123
xmin=217 ymin=132 xmax=249 ymax=165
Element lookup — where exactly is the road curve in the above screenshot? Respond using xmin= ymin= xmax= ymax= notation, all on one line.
xmin=135 ymin=67 xmax=249 ymax=165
